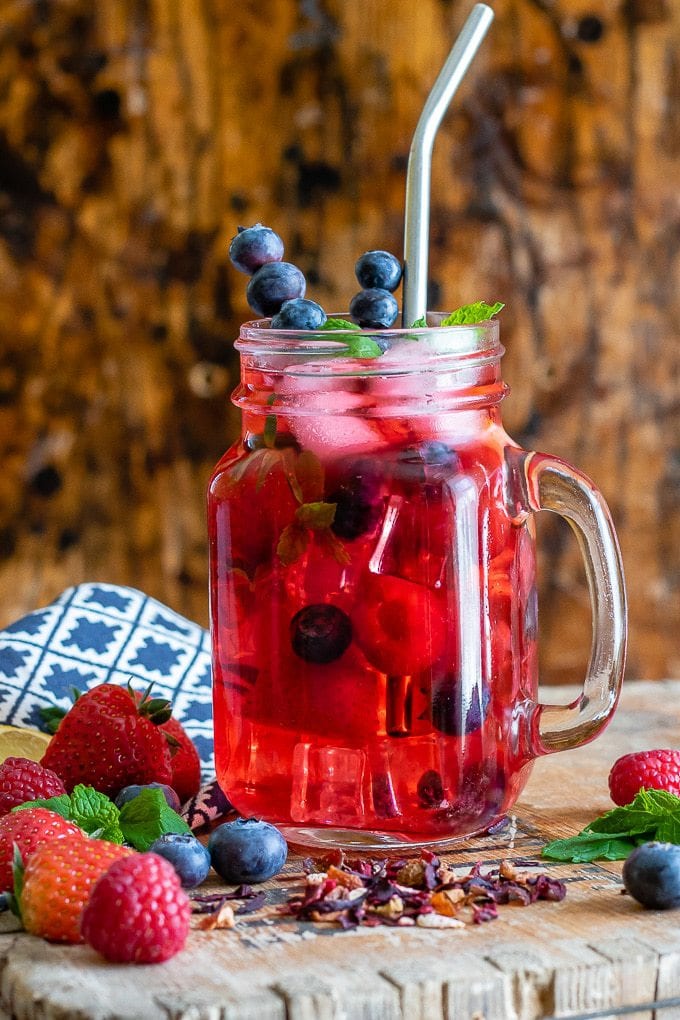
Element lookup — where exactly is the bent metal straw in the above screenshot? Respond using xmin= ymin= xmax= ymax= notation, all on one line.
xmin=402 ymin=3 xmax=494 ymax=327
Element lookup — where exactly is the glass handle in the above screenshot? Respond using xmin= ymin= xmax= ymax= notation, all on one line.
xmin=524 ymin=453 xmax=627 ymax=755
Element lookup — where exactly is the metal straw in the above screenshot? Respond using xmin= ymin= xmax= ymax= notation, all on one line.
xmin=402 ymin=3 xmax=494 ymax=327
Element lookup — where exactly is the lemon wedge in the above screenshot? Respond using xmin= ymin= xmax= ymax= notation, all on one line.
xmin=0 ymin=725 xmax=52 ymax=763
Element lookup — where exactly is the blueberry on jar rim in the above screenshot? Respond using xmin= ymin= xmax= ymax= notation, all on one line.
xmin=246 ymin=262 xmax=306 ymax=317
xmin=229 ymin=224 xmax=284 ymax=275
xmin=270 ymin=298 xmax=327 ymax=330
xmin=349 ymin=288 xmax=399 ymax=329
xmin=290 ymin=604 xmax=352 ymax=664
xmin=355 ymin=250 xmax=403 ymax=293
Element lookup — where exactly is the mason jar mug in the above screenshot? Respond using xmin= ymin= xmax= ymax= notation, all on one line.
xmin=208 ymin=318 xmax=627 ymax=850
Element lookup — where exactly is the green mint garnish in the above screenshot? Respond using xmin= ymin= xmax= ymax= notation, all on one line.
xmin=321 ymin=318 xmax=361 ymax=332
xmin=69 ymin=784 xmax=124 ymax=842
xmin=118 ymin=788 xmax=191 ymax=851
xmin=440 ymin=301 xmax=505 ymax=326
xmin=320 ymin=318 xmax=382 ymax=358
xmin=277 ymin=500 xmax=347 ymax=566
xmin=345 ymin=336 xmax=383 ymax=359
xmin=14 ymin=793 xmax=72 ymax=820
xmin=542 ymin=789 xmax=680 ymax=863
xmin=14 ymin=786 xmax=123 ymax=842
xmin=263 ymin=413 xmax=277 ymax=449
xmin=294 ymin=501 xmax=336 ymax=530
xmin=13 ymin=784 xmax=190 ymax=851
xmin=410 ymin=316 xmax=427 ymax=328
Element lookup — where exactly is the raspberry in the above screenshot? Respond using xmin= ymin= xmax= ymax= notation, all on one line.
xmin=21 ymin=834 xmax=133 ymax=943
xmin=609 ymin=749 xmax=680 ymax=806
xmin=0 ymin=756 xmax=66 ymax=815
xmin=0 ymin=808 xmax=83 ymax=891
xmin=81 ymin=853 xmax=191 ymax=963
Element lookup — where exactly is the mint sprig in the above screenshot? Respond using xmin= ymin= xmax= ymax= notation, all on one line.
xmin=440 ymin=301 xmax=504 ymax=326
xmin=118 ymin=788 xmax=191 ymax=850
xmin=542 ymin=789 xmax=680 ymax=863
xmin=320 ymin=318 xmax=361 ymax=332
xmin=13 ymin=784 xmax=190 ymax=851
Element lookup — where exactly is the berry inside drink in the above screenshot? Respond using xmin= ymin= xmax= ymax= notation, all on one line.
xmin=209 ymin=320 xmax=538 ymax=848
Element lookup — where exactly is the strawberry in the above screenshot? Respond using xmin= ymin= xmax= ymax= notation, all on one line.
xmin=609 ymin=749 xmax=680 ymax=806
xmin=20 ymin=834 xmax=133 ymax=943
xmin=40 ymin=684 xmax=173 ymax=797
xmin=0 ymin=757 xmax=66 ymax=815
xmin=81 ymin=852 xmax=191 ymax=963
xmin=159 ymin=717 xmax=201 ymax=803
xmin=0 ymin=808 xmax=83 ymax=891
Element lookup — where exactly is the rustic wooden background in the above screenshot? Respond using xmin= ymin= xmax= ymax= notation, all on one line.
xmin=0 ymin=0 xmax=678 ymax=684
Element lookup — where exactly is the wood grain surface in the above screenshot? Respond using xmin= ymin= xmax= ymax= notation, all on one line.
xmin=0 ymin=0 xmax=678 ymax=684
xmin=1 ymin=680 xmax=680 ymax=1020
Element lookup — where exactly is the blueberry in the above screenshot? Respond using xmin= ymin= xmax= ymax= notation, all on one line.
xmin=392 ymin=442 xmax=458 ymax=485
xmin=431 ymin=678 xmax=491 ymax=736
xmin=355 ymin=250 xmax=403 ymax=292
xmin=114 ymin=783 xmax=181 ymax=812
xmin=290 ymin=604 xmax=352 ymax=664
xmin=623 ymin=842 xmax=680 ymax=909
xmin=417 ymin=769 xmax=445 ymax=807
xmin=229 ymin=224 xmax=284 ymax=275
xmin=208 ymin=817 xmax=287 ymax=884
xmin=148 ymin=833 xmax=211 ymax=888
xmin=247 ymin=262 xmax=306 ymax=317
xmin=270 ymin=298 xmax=327 ymax=330
xmin=328 ymin=477 xmax=382 ymax=540
xmin=349 ymin=288 xmax=399 ymax=328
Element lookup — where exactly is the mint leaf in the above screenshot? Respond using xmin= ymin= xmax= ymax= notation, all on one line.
xmin=69 ymin=785 xmax=124 ymax=843
xmin=295 ymin=450 xmax=324 ymax=503
xmin=410 ymin=316 xmax=427 ymax=328
xmin=119 ymin=788 xmax=190 ymax=851
xmin=346 ymin=336 xmax=382 ymax=359
xmin=263 ymin=413 xmax=277 ymax=449
xmin=13 ymin=794 xmax=72 ymax=820
xmin=277 ymin=522 xmax=310 ymax=565
xmin=440 ymin=301 xmax=505 ymax=326
xmin=321 ymin=318 xmax=361 ymax=332
xmin=541 ymin=789 xmax=680 ymax=863
xmin=295 ymin=501 xmax=336 ymax=530
xmin=542 ymin=831 xmax=641 ymax=863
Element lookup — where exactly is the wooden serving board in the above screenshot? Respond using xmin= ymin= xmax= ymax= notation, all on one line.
xmin=2 ymin=680 xmax=680 ymax=1020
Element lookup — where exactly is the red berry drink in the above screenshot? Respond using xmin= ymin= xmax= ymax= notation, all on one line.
xmin=209 ymin=317 xmax=539 ymax=849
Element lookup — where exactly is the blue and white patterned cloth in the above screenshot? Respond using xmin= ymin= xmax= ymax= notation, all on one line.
xmin=0 ymin=583 xmax=228 ymax=829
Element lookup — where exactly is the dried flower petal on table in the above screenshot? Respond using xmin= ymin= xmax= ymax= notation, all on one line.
xmin=282 ymin=852 xmax=567 ymax=931
xmin=196 ymin=902 xmax=236 ymax=930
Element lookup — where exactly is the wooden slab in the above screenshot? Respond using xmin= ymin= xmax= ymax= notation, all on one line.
xmin=2 ymin=680 xmax=680 ymax=1020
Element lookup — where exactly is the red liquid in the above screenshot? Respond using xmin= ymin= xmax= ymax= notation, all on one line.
xmin=209 ymin=404 xmax=539 ymax=844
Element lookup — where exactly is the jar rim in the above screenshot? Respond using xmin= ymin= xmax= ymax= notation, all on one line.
xmin=237 ymin=312 xmax=500 ymax=361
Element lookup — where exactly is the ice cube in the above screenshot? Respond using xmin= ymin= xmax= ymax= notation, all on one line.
xmin=290 ymin=744 xmax=366 ymax=826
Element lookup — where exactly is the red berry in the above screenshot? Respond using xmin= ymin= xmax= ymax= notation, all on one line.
xmin=41 ymin=684 xmax=173 ymax=797
xmin=160 ymin=717 xmax=201 ymax=803
xmin=0 ymin=757 xmax=66 ymax=815
xmin=352 ymin=574 xmax=448 ymax=675
xmin=609 ymin=749 xmax=680 ymax=806
xmin=81 ymin=852 xmax=191 ymax=963
xmin=21 ymin=835 xmax=132 ymax=943
xmin=0 ymin=808 xmax=83 ymax=891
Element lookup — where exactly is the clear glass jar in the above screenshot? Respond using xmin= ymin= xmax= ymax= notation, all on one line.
xmin=208 ymin=317 xmax=626 ymax=850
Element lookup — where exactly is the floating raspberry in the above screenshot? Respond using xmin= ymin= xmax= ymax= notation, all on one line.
xmin=609 ymin=749 xmax=680 ymax=807
xmin=0 ymin=808 xmax=82 ymax=892
xmin=0 ymin=756 xmax=66 ymax=816
xmin=81 ymin=853 xmax=191 ymax=963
